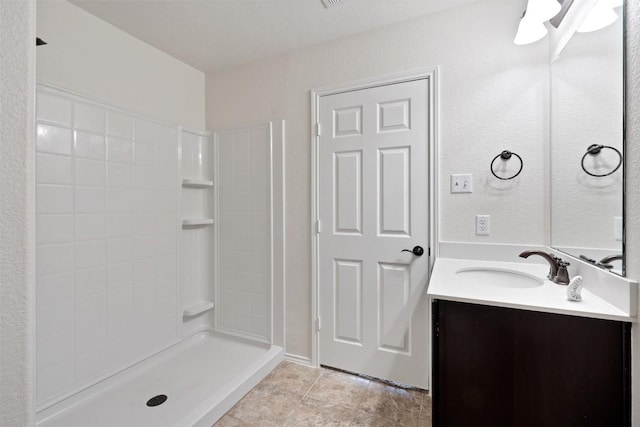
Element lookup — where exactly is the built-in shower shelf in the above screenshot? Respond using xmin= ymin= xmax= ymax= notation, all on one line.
xmin=182 ymin=178 xmax=213 ymax=188
xmin=183 ymin=301 xmax=214 ymax=317
xmin=182 ymin=218 xmax=214 ymax=227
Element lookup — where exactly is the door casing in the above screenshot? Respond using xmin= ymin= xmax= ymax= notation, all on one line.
xmin=310 ymin=68 xmax=440 ymax=389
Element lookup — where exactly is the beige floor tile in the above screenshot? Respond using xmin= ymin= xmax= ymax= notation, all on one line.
xmin=226 ymin=385 xmax=302 ymax=426
xmin=213 ymin=414 xmax=250 ymax=426
xmin=256 ymin=361 xmax=322 ymax=395
xmin=351 ymin=411 xmax=399 ymax=426
xmin=218 ymin=362 xmax=428 ymax=426
xmin=357 ymin=382 xmax=422 ymax=427
xmin=367 ymin=381 xmax=426 ymax=406
xmin=417 ymin=414 xmax=433 ymax=427
xmin=420 ymin=395 xmax=432 ymax=419
xmin=422 ymin=395 xmax=432 ymax=409
xmin=282 ymin=396 xmax=355 ymax=426
xmin=305 ymin=369 xmax=370 ymax=409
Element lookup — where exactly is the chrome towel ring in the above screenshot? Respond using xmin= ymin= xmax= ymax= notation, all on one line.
xmin=490 ymin=150 xmax=523 ymax=180
xmin=581 ymin=144 xmax=622 ymax=177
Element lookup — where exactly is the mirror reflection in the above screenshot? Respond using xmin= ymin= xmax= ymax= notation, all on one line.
xmin=550 ymin=0 xmax=624 ymax=275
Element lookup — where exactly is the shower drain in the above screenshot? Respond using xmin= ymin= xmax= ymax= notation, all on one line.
xmin=146 ymin=394 xmax=168 ymax=407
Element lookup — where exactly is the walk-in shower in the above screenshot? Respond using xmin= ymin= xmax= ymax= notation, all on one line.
xmin=34 ymin=84 xmax=284 ymax=426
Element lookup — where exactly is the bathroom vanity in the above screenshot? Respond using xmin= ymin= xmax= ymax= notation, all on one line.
xmin=432 ymin=300 xmax=630 ymax=427
xmin=428 ymin=256 xmax=635 ymax=427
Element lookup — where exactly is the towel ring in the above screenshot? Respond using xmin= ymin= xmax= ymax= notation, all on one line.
xmin=581 ymin=144 xmax=622 ymax=177
xmin=490 ymin=150 xmax=523 ymax=180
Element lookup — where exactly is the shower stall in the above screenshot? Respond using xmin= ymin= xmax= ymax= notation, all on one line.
xmin=34 ymin=84 xmax=284 ymax=426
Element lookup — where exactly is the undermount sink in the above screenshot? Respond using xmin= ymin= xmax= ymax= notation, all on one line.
xmin=455 ymin=267 xmax=544 ymax=289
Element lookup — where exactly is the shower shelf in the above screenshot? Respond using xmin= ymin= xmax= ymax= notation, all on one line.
xmin=182 ymin=178 xmax=213 ymax=188
xmin=182 ymin=218 xmax=214 ymax=227
xmin=183 ymin=301 xmax=214 ymax=317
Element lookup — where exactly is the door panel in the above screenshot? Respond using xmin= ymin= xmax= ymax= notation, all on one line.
xmin=318 ymin=78 xmax=430 ymax=388
xmin=378 ymin=146 xmax=411 ymax=236
xmin=334 ymin=259 xmax=363 ymax=344
xmin=378 ymin=262 xmax=411 ymax=353
xmin=334 ymin=151 xmax=362 ymax=234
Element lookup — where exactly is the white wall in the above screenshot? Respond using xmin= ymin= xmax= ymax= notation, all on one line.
xmin=0 ymin=1 xmax=36 ymax=426
xmin=206 ymin=0 xmax=548 ymax=359
xmin=624 ymin=1 xmax=640 ymax=424
xmin=36 ymin=0 xmax=205 ymax=130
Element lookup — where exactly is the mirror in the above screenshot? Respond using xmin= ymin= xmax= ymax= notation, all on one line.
xmin=550 ymin=0 xmax=624 ymax=275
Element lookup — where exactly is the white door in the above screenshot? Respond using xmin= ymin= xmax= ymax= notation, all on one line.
xmin=318 ymin=79 xmax=430 ymax=388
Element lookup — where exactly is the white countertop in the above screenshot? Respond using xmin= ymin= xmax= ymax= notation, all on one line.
xmin=428 ymin=258 xmax=634 ymax=322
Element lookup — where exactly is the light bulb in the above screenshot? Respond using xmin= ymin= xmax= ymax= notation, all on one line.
xmin=577 ymin=0 xmax=618 ymax=33
xmin=514 ymin=17 xmax=548 ymax=45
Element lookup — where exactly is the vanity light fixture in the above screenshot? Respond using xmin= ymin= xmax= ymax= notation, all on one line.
xmin=514 ymin=11 xmax=549 ymax=45
xmin=526 ymin=0 xmax=562 ymax=21
xmin=514 ymin=0 xmax=562 ymax=45
xmin=577 ymin=0 xmax=619 ymax=33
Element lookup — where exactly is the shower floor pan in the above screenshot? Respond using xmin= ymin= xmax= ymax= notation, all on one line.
xmin=37 ymin=331 xmax=284 ymax=427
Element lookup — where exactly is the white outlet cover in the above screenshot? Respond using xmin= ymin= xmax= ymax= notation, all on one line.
xmin=476 ymin=214 xmax=490 ymax=236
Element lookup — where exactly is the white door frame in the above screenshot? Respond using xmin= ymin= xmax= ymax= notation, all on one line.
xmin=310 ymin=68 xmax=440 ymax=373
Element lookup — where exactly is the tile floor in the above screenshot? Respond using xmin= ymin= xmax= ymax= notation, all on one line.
xmin=215 ymin=361 xmax=432 ymax=426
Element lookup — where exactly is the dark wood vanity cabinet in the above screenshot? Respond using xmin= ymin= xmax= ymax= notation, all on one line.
xmin=432 ymin=300 xmax=631 ymax=427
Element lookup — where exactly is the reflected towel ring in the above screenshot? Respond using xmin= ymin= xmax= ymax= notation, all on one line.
xmin=490 ymin=150 xmax=523 ymax=180
xmin=581 ymin=144 xmax=622 ymax=177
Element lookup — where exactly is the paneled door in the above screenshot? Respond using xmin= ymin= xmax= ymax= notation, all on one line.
xmin=318 ymin=79 xmax=430 ymax=388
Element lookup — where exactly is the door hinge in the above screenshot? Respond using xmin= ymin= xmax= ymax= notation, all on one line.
xmin=315 ymin=220 xmax=321 ymax=234
xmin=316 ymin=316 xmax=322 ymax=332
xmin=316 ymin=123 xmax=321 ymax=136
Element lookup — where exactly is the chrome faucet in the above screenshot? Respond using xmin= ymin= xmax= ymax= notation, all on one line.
xmin=519 ymin=250 xmax=570 ymax=285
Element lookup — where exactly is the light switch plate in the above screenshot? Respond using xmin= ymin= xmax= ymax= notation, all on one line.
xmin=451 ymin=174 xmax=473 ymax=193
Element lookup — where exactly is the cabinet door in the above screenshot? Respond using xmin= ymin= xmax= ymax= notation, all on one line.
xmin=433 ymin=300 xmax=515 ymax=427
xmin=513 ymin=309 xmax=631 ymax=427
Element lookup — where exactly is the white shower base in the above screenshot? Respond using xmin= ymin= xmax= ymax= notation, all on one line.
xmin=37 ymin=331 xmax=284 ymax=427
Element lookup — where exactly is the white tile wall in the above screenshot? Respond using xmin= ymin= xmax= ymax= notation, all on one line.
xmin=74 ymin=103 xmax=105 ymax=134
xmin=216 ymin=127 xmax=270 ymax=341
xmin=37 ymin=124 xmax=73 ymax=156
xmin=37 ymin=92 xmax=72 ymax=127
xmin=35 ymin=88 xmax=179 ymax=406
xmin=75 ymin=131 xmax=105 ymax=160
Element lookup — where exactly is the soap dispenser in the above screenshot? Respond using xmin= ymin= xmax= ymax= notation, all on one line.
xmin=567 ymin=276 xmax=583 ymax=302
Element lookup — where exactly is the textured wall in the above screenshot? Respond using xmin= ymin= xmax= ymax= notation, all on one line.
xmin=206 ymin=0 xmax=548 ymax=359
xmin=36 ymin=1 xmax=205 ymax=130
xmin=624 ymin=0 xmax=640 ymax=424
xmin=0 ymin=1 xmax=35 ymax=425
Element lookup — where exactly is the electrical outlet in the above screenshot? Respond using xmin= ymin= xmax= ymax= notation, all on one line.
xmin=476 ymin=215 xmax=490 ymax=235
xmin=450 ymin=174 xmax=473 ymax=193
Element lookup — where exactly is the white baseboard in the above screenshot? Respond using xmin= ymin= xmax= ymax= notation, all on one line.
xmin=284 ymin=353 xmax=313 ymax=366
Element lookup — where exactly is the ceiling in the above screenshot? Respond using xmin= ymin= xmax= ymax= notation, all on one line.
xmin=69 ymin=0 xmax=477 ymax=72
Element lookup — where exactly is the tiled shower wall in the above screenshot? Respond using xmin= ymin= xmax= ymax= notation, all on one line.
xmin=35 ymin=87 xmax=179 ymax=406
xmin=217 ymin=127 xmax=271 ymax=342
